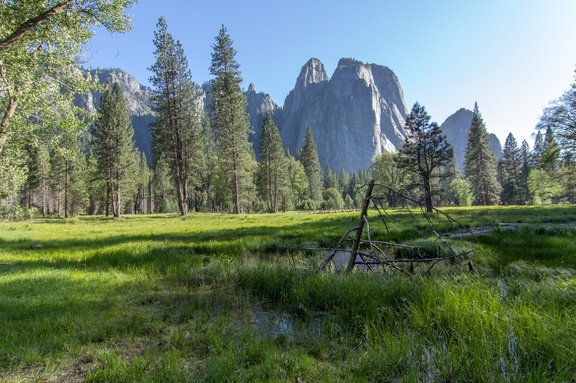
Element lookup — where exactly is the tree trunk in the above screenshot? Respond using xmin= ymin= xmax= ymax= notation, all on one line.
xmin=423 ymin=176 xmax=433 ymax=213
xmin=232 ymin=155 xmax=240 ymax=214
xmin=0 ymin=81 xmax=19 ymax=155
xmin=347 ymin=180 xmax=375 ymax=272
xmin=64 ymin=161 xmax=69 ymax=218
xmin=115 ymin=170 xmax=121 ymax=218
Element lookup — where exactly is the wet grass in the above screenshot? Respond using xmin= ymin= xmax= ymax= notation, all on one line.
xmin=0 ymin=206 xmax=575 ymax=382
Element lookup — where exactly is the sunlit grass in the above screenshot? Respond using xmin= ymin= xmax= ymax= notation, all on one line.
xmin=0 ymin=205 xmax=575 ymax=381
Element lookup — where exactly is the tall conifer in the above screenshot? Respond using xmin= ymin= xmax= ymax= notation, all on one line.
xmin=256 ymin=113 xmax=288 ymax=213
xmin=464 ymin=103 xmax=501 ymax=205
xmin=395 ymin=103 xmax=452 ymax=212
xmin=149 ymin=17 xmax=202 ymax=216
xmin=500 ymin=133 xmax=521 ymax=205
xmin=209 ymin=25 xmax=255 ymax=214
xmin=298 ymin=127 xmax=322 ymax=204
xmin=91 ymin=82 xmax=136 ymax=217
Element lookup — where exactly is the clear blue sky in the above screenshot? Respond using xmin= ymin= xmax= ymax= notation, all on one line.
xmin=86 ymin=0 xmax=576 ymax=146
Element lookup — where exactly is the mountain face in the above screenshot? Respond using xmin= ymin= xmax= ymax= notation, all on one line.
xmin=76 ymin=68 xmax=155 ymax=162
xmin=244 ymin=83 xmax=282 ymax=159
xmin=79 ymin=66 xmax=503 ymax=176
xmin=78 ymin=69 xmax=280 ymax=163
xmin=279 ymin=58 xmax=407 ymax=172
xmin=439 ymin=108 xmax=502 ymax=170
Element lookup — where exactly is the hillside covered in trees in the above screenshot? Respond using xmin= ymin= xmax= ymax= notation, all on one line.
xmin=1 ymin=3 xmax=575 ymax=219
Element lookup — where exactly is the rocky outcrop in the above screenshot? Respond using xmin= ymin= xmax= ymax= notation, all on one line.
xmin=80 ymin=60 xmax=412 ymax=173
xmin=279 ymin=58 xmax=407 ymax=172
xmin=76 ymin=68 xmax=155 ymax=162
xmin=78 ymin=68 xmax=283 ymax=163
xmin=439 ymin=108 xmax=502 ymax=170
xmin=244 ymin=83 xmax=282 ymax=158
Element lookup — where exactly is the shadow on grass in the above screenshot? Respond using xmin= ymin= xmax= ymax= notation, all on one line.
xmin=0 ymin=215 xmax=359 ymax=271
xmin=0 ymin=270 xmax=159 ymax=370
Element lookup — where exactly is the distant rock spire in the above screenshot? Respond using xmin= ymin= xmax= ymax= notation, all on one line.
xmin=280 ymin=57 xmax=408 ymax=172
xmin=295 ymin=58 xmax=328 ymax=90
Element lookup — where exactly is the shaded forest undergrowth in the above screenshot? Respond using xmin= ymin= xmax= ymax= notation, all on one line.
xmin=1 ymin=205 xmax=576 ymax=382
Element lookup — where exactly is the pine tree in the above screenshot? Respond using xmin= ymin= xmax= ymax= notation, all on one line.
xmin=531 ymin=131 xmax=545 ymax=168
xmin=298 ymin=127 xmax=322 ymax=205
xmin=338 ymin=169 xmax=350 ymax=197
xmin=286 ymin=155 xmax=308 ymax=209
xmin=36 ymin=143 xmax=51 ymax=216
xmin=132 ymin=152 xmax=151 ymax=214
xmin=151 ymin=155 xmax=177 ymax=213
xmin=49 ymin=138 xmax=88 ymax=218
xmin=395 ymin=103 xmax=453 ymax=212
xmin=323 ymin=167 xmax=338 ymax=190
xmin=256 ymin=113 xmax=288 ymax=213
xmin=464 ymin=103 xmax=501 ymax=205
xmin=90 ymin=82 xmax=136 ymax=218
xmin=209 ymin=25 xmax=255 ymax=214
xmin=438 ymin=148 xmax=461 ymax=206
xmin=86 ymin=148 xmax=106 ymax=215
xmin=519 ymin=140 xmax=532 ymax=204
xmin=149 ymin=17 xmax=202 ymax=216
xmin=197 ymin=111 xmax=218 ymax=212
xmin=540 ymin=126 xmax=561 ymax=173
xmin=500 ymin=133 xmax=522 ymax=205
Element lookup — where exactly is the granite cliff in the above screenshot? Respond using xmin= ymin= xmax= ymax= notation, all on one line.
xmin=82 ymin=64 xmax=507 ymax=175
xmin=76 ymin=68 xmax=155 ymax=162
xmin=279 ymin=58 xmax=407 ymax=172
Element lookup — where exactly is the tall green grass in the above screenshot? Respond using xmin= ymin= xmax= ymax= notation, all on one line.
xmin=1 ymin=207 xmax=575 ymax=382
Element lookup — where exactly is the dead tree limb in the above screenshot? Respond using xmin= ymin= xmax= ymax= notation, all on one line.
xmin=347 ymin=180 xmax=375 ymax=272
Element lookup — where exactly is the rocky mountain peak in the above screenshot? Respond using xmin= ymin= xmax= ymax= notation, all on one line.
xmin=440 ymin=108 xmax=502 ymax=170
xmin=295 ymin=58 xmax=328 ymax=90
xmin=84 ymin=67 xmax=154 ymax=116
xmin=280 ymin=58 xmax=408 ymax=172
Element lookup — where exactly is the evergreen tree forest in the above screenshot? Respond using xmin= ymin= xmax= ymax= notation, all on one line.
xmin=2 ymin=5 xmax=576 ymax=219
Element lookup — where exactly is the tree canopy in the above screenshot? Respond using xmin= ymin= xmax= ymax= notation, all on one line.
xmin=0 ymin=0 xmax=136 ymax=154
xmin=464 ymin=103 xmax=501 ymax=205
xmin=209 ymin=25 xmax=255 ymax=214
xmin=395 ymin=103 xmax=452 ymax=212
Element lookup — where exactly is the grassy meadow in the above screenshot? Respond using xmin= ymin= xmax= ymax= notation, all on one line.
xmin=1 ymin=205 xmax=576 ymax=382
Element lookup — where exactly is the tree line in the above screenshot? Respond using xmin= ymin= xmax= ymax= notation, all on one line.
xmin=1 ymin=4 xmax=575 ymax=218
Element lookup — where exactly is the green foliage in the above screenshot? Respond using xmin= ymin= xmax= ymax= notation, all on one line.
xmin=0 ymin=0 xmax=136 ymax=196
xmin=538 ymin=68 xmax=576 ymax=158
xmin=256 ymin=113 xmax=289 ymax=213
xmin=527 ymin=168 xmax=562 ymax=204
xmin=0 ymin=0 xmax=136 ymax=217
xmin=321 ymin=187 xmax=343 ymax=210
xmin=90 ymin=82 xmax=137 ymax=217
xmin=286 ymin=155 xmax=309 ymax=209
xmin=209 ymin=25 xmax=255 ymax=214
xmin=395 ymin=103 xmax=453 ymax=211
xmin=451 ymin=176 xmax=473 ymax=206
xmin=499 ymin=132 xmax=527 ymax=205
xmin=372 ymin=152 xmax=407 ymax=207
xmin=149 ymin=17 xmax=203 ymax=216
xmin=464 ymin=103 xmax=502 ymax=205
xmin=298 ymin=127 xmax=322 ymax=203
